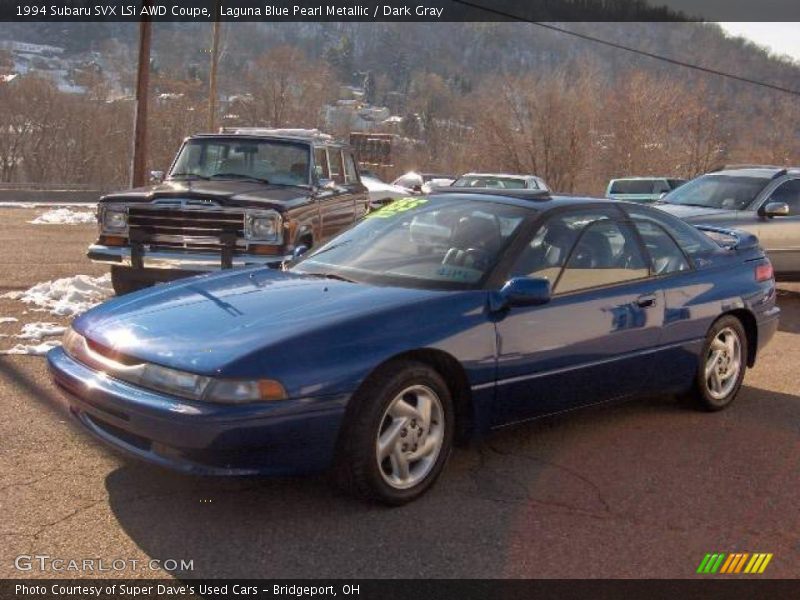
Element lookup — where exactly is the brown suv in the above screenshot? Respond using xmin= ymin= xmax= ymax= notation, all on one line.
xmin=89 ymin=128 xmax=368 ymax=294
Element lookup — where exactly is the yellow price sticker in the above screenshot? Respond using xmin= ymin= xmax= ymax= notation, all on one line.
xmin=367 ymin=197 xmax=428 ymax=218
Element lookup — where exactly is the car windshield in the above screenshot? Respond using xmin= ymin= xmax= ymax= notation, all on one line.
xmin=291 ymin=196 xmax=532 ymax=290
xmin=661 ymin=174 xmax=769 ymax=210
xmin=454 ymin=176 xmax=527 ymax=189
xmin=169 ymin=138 xmax=310 ymax=186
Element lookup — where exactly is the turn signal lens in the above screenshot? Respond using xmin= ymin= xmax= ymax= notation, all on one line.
xmin=99 ymin=235 xmax=127 ymax=246
xmin=204 ymin=379 xmax=287 ymax=403
xmin=755 ymin=262 xmax=774 ymax=282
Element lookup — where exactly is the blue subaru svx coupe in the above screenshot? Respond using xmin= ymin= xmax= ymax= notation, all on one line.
xmin=48 ymin=190 xmax=779 ymax=504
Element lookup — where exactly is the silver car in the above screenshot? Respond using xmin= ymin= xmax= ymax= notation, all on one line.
xmin=452 ymin=172 xmax=550 ymax=191
xmin=657 ymin=166 xmax=800 ymax=278
xmin=606 ymin=177 xmax=686 ymax=203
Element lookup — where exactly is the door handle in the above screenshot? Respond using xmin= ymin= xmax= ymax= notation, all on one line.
xmin=635 ymin=294 xmax=657 ymax=308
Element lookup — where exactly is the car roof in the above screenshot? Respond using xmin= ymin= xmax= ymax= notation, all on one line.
xmin=609 ymin=176 xmax=670 ymax=181
xmin=189 ymin=128 xmax=345 ymax=146
xmin=709 ymin=165 xmax=800 ymax=178
xmin=459 ymin=173 xmax=534 ymax=179
xmin=430 ymin=188 xmax=615 ymax=210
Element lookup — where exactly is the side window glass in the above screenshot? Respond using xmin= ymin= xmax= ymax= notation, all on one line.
xmin=314 ymin=148 xmax=329 ymax=180
xmin=652 ymin=180 xmax=671 ymax=194
xmin=344 ymin=152 xmax=358 ymax=184
xmin=626 ymin=207 xmax=718 ymax=258
xmin=768 ymin=180 xmax=800 ymax=215
xmin=510 ymin=210 xmax=615 ymax=284
xmin=633 ymin=220 xmax=690 ymax=275
xmin=556 ymin=221 xmax=648 ymax=294
xmin=329 ymin=148 xmax=345 ymax=184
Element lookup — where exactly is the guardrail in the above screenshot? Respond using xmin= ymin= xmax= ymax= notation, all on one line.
xmin=0 ymin=183 xmax=109 ymax=203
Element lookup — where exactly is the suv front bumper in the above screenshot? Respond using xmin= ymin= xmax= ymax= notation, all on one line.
xmin=88 ymin=244 xmax=288 ymax=271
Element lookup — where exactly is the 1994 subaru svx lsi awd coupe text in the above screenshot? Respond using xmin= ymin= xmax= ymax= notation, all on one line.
xmin=48 ymin=190 xmax=779 ymax=504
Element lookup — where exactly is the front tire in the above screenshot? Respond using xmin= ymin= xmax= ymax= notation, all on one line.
xmin=334 ymin=361 xmax=454 ymax=505
xmin=110 ymin=266 xmax=151 ymax=296
xmin=688 ymin=315 xmax=748 ymax=412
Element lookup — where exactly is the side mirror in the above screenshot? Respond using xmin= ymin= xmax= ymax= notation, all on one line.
xmin=658 ymin=192 xmax=668 ymax=200
xmin=149 ymin=170 xmax=164 ymax=183
xmin=491 ymin=277 xmax=551 ymax=312
xmin=763 ymin=201 xmax=790 ymax=217
xmin=292 ymin=245 xmax=308 ymax=259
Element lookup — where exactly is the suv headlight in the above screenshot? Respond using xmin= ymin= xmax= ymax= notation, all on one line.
xmin=245 ymin=209 xmax=282 ymax=243
xmin=100 ymin=203 xmax=128 ymax=235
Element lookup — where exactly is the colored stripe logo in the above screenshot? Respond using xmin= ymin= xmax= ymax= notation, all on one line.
xmin=696 ymin=552 xmax=773 ymax=574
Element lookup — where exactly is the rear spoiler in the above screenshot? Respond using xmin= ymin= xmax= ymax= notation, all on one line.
xmin=694 ymin=225 xmax=760 ymax=251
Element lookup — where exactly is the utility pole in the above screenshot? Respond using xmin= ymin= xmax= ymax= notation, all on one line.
xmin=207 ymin=2 xmax=222 ymax=132
xmin=130 ymin=3 xmax=152 ymax=187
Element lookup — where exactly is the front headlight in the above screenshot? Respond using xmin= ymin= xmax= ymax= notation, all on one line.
xmin=140 ymin=363 xmax=210 ymax=400
xmin=100 ymin=203 xmax=128 ymax=234
xmin=245 ymin=209 xmax=282 ymax=243
xmin=62 ymin=328 xmax=286 ymax=404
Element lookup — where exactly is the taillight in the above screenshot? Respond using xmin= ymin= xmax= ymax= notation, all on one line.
xmin=755 ymin=261 xmax=774 ymax=282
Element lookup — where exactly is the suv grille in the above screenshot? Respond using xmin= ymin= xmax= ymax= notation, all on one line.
xmin=128 ymin=204 xmax=246 ymax=251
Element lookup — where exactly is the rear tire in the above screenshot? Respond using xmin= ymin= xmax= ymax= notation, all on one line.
xmin=111 ymin=266 xmax=151 ymax=296
xmin=687 ymin=315 xmax=748 ymax=412
xmin=334 ymin=360 xmax=454 ymax=505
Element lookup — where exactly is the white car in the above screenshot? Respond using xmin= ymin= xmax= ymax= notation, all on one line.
xmin=452 ymin=173 xmax=550 ymax=191
xmin=361 ymin=175 xmax=411 ymax=208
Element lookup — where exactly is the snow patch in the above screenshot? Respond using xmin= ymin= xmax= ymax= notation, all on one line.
xmin=0 ymin=340 xmax=61 ymax=356
xmin=15 ymin=322 xmax=66 ymax=340
xmin=2 ymin=274 xmax=113 ymax=317
xmin=0 ymin=317 xmax=18 ymax=324
xmin=30 ymin=208 xmax=96 ymax=225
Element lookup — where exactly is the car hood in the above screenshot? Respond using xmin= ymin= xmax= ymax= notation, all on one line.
xmin=100 ymin=179 xmax=310 ymax=208
xmin=73 ymin=269 xmax=442 ymax=375
xmin=654 ymin=203 xmax=738 ymax=220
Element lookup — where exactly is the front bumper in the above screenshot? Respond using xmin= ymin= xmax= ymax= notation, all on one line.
xmin=47 ymin=347 xmax=348 ymax=476
xmin=88 ymin=244 xmax=289 ymax=271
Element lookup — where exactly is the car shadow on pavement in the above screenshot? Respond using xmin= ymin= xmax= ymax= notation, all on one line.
xmin=100 ymin=388 xmax=800 ymax=579
xmin=776 ymin=287 xmax=800 ymax=334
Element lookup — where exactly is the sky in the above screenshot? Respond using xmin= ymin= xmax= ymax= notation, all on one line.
xmin=717 ymin=23 xmax=800 ymax=63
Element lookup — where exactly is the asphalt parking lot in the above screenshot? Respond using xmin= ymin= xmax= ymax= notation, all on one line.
xmin=1 ymin=206 xmax=798 ymax=579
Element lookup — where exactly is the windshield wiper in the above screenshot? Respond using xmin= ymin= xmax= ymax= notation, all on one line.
xmin=303 ymin=272 xmax=357 ymax=283
xmin=170 ymin=173 xmax=211 ymax=180
xmin=675 ymin=202 xmax=718 ymax=208
xmin=210 ymin=173 xmax=270 ymax=184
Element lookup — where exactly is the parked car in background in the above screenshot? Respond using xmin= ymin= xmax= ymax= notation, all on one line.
xmin=89 ymin=128 xmax=368 ymax=295
xmin=50 ymin=190 xmax=778 ymax=504
xmin=606 ymin=177 xmax=686 ymax=202
xmin=392 ymin=171 xmax=456 ymax=193
xmin=452 ymin=173 xmax=550 ymax=191
xmin=361 ymin=175 xmax=411 ymax=209
xmin=657 ymin=165 xmax=800 ymax=278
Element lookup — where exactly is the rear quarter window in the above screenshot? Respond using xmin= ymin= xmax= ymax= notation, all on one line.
xmin=626 ymin=206 xmax=719 ymax=258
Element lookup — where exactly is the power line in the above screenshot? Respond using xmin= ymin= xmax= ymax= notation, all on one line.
xmin=450 ymin=0 xmax=800 ymax=97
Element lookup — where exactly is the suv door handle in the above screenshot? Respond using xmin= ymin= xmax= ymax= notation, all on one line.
xmin=636 ymin=294 xmax=657 ymax=308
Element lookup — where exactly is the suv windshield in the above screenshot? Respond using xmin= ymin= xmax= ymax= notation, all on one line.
xmin=454 ymin=176 xmax=527 ymax=189
xmin=169 ymin=138 xmax=310 ymax=186
xmin=661 ymin=174 xmax=769 ymax=210
xmin=291 ymin=196 xmax=532 ymax=290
